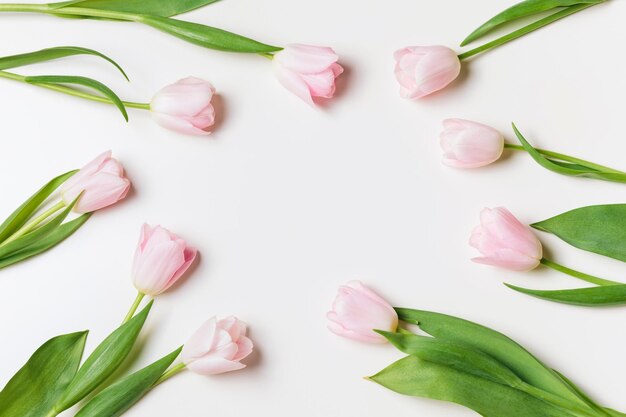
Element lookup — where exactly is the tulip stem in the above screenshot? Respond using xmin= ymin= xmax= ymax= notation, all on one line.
xmin=504 ymin=143 xmax=626 ymax=175
xmin=458 ymin=3 xmax=601 ymax=61
xmin=0 ymin=201 xmax=66 ymax=248
xmin=123 ymin=292 xmax=146 ymax=324
xmin=153 ymin=363 xmax=187 ymax=387
xmin=0 ymin=70 xmax=151 ymax=110
xmin=540 ymin=258 xmax=621 ymax=287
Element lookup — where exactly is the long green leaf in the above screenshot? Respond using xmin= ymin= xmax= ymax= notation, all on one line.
xmin=139 ymin=15 xmax=282 ymax=53
xmin=0 ymin=213 xmax=91 ymax=270
xmin=25 ymin=75 xmax=128 ymax=121
xmin=49 ymin=0 xmax=221 ymax=17
xmin=395 ymin=308 xmax=588 ymax=407
xmin=461 ymin=0 xmax=605 ymax=46
xmin=0 ymin=331 xmax=88 ymax=417
xmin=532 ymin=204 xmax=626 ymax=263
xmin=0 ymin=46 xmax=128 ymax=80
xmin=75 ymin=347 xmax=182 ymax=417
xmin=370 ymin=356 xmax=577 ymax=417
xmin=54 ymin=301 xmax=154 ymax=413
xmin=506 ymin=283 xmax=626 ymax=306
xmin=553 ymin=370 xmax=624 ymax=417
xmin=0 ymin=170 xmax=76 ymax=243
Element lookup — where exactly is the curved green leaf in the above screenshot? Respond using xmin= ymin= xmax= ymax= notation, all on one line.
xmin=0 ymin=331 xmax=88 ymax=417
xmin=532 ymin=204 xmax=626 ymax=262
xmin=0 ymin=169 xmax=76 ymax=243
xmin=0 ymin=213 xmax=91 ymax=270
xmin=461 ymin=0 xmax=605 ymax=46
xmin=0 ymin=46 xmax=128 ymax=80
xmin=76 ymin=347 xmax=182 ymax=417
xmin=54 ymin=301 xmax=154 ymax=413
xmin=25 ymin=75 xmax=128 ymax=121
xmin=370 ymin=356 xmax=577 ymax=417
xmin=506 ymin=283 xmax=626 ymax=306
xmin=49 ymin=0 xmax=221 ymax=17
xmin=139 ymin=15 xmax=282 ymax=53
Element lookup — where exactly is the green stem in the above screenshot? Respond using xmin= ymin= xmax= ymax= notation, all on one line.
xmin=153 ymin=363 xmax=186 ymax=387
xmin=0 ymin=200 xmax=65 ymax=248
xmin=541 ymin=258 xmax=621 ymax=287
xmin=0 ymin=3 xmax=142 ymax=21
xmin=259 ymin=52 xmax=274 ymax=60
xmin=522 ymin=383 xmax=608 ymax=417
xmin=504 ymin=143 xmax=626 ymax=175
xmin=458 ymin=3 xmax=600 ymax=61
xmin=0 ymin=70 xmax=150 ymax=110
xmin=122 ymin=292 xmax=146 ymax=324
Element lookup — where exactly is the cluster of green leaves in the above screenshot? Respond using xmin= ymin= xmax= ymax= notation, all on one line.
xmin=0 ymin=46 xmax=130 ymax=119
xmin=0 ymin=170 xmax=90 ymax=270
xmin=507 ymin=205 xmax=626 ymax=306
xmin=0 ymin=302 xmax=180 ymax=417
xmin=44 ymin=0 xmax=283 ymax=54
xmin=371 ymin=309 xmax=624 ymax=417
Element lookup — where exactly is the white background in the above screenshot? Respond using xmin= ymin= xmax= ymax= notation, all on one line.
xmin=1 ymin=1 xmax=625 ymax=416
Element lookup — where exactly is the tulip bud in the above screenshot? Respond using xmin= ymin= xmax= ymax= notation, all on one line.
xmin=182 ymin=316 xmax=253 ymax=375
xmin=327 ymin=281 xmax=398 ymax=344
xmin=273 ymin=44 xmax=343 ymax=104
xmin=440 ymin=119 xmax=504 ymax=168
xmin=61 ymin=151 xmax=130 ymax=213
xmin=131 ymin=224 xmax=197 ymax=296
xmin=150 ymin=77 xmax=216 ymax=136
xmin=470 ymin=207 xmax=543 ymax=272
xmin=394 ymin=45 xmax=461 ymax=99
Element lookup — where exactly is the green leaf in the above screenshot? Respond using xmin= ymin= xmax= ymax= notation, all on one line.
xmin=139 ymin=15 xmax=282 ymax=53
xmin=0 ymin=213 xmax=91 ymax=270
xmin=0 ymin=46 xmax=128 ymax=80
xmin=370 ymin=355 xmax=577 ymax=417
xmin=49 ymin=0 xmax=221 ymax=17
xmin=54 ymin=301 xmax=154 ymax=413
xmin=532 ymin=204 xmax=626 ymax=263
xmin=506 ymin=283 xmax=626 ymax=306
xmin=0 ymin=331 xmax=88 ymax=417
xmin=0 ymin=170 xmax=76 ymax=244
xmin=461 ymin=0 xmax=605 ymax=46
xmin=512 ymin=124 xmax=626 ymax=183
xmin=395 ymin=308 xmax=588 ymax=408
xmin=25 ymin=75 xmax=128 ymax=121
xmin=75 ymin=347 xmax=182 ymax=417
xmin=553 ymin=370 xmax=620 ymax=417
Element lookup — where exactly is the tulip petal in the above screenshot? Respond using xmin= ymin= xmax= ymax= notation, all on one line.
xmin=186 ymin=357 xmax=246 ymax=376
xmin=274 ymin=44 xmax=339 ymax=73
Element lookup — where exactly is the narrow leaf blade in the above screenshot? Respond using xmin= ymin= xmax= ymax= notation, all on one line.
xmin=506 ymin=283 xmax=626 ymax=306
xmin=49 ymin=0 xmax=221 ymax=17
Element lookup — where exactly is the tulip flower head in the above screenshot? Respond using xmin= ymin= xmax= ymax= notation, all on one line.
xmin=132 ymin=224 xmax=197 ymax=296
xmin=61 ymin=151 xmax=130 ymax=213
xmin=470 ymin=207 xmax=543 ymax=272
xmin=440 ymin=119 xmax=504 ymax=168
xmin=394 ymin=45 xmax=461 ymax=99
xmin=273 ymin=44 xmax=343 ymax=104
xmin=150 ymin=77 xmax=216 ymax=136
xmin=182 ymin=316 xmax=254 ymax=375
xmin=327 ymin=281 xmax=398 ymax=344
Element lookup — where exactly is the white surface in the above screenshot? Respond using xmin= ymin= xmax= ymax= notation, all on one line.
xmin=1 ymin=1 xmax=625 ymax=416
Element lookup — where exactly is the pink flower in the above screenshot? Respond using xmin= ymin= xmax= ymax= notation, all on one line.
xmin=394 ymin=46 xmax=461 ymax=99
xmin=150 ymin=77 xmax=216 ymax=136
xmin=273 ymin=44 xmax=343 ymax=104
xmin=132 ymin=224 xmax=197 ymax=296
xmin=470 ymin=208 xmax=543 ymax=272
xmin=327 ymin=281 xmax=398 ymax=344
xmin=61 ymin=151 xmax=130 ymax=213
xmin=440 ymin=119 xmax=504 ymax=168
xmin=182 ymin=316 xmax=253 ymax=375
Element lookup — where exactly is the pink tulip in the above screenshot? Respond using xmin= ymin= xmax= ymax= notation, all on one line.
xmin=327 ymin=281 xmax=398 ymax=344
xmin=273 ymin=44 xmax=343 ymax=104
xmin=61 ymin=151 xmax=130 ymax=213
xmin=470 ymin=207 xmax=543 ymax=272
xmin=150 ymin=77 xmax=216 ymax=136
xmin=440 ymin=119 xmax=504 ymax=168
xmin=182 ymin=316 xmax=253 ymax=375
xmin=132 ymin=224 xmax=197 ymax=296
xmin=394 ymin=46 xmax=461 ymax=99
